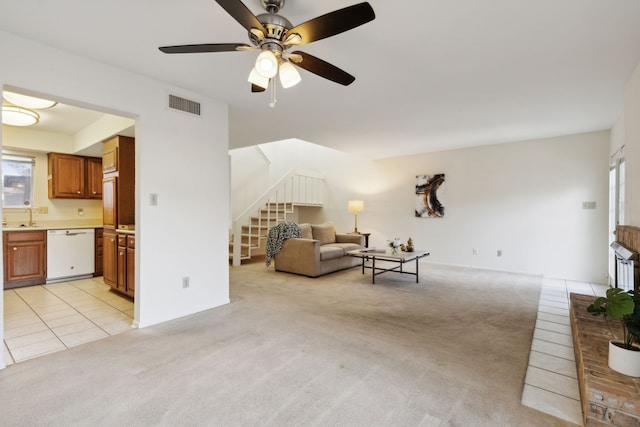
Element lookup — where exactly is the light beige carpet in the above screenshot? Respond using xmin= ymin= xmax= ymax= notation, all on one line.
xmin=0 ymin=261 xmax=574 ymax=426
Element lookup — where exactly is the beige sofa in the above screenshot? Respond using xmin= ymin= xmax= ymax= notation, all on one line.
xmin=274 ymin=222 xmax=365 ymax=277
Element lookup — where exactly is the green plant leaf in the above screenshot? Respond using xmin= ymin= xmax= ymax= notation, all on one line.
xmin=605 ymin=288 xmax=635 ymax=319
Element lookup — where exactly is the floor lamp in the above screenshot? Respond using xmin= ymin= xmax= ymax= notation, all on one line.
xmin=348 ymin=200 xmax=364 ymax=233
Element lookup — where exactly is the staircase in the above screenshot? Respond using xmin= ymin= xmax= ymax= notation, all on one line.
xmin=230 ymin=169 xmax=324 ymax=266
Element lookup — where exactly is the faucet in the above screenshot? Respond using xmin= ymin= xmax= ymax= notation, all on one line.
xmin=26 ymin=208 xmax=34 ymax=227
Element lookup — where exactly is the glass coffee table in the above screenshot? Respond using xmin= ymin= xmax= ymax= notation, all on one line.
xmin=347 ymin=249 xmax=430 ymax=284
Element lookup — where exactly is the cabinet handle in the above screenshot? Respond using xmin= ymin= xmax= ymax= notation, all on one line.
xmin=13 ymin=247 xmax=17 ymax=251
xmin=92 ymin=191 xmax=97 ymax=194
xmin=77 ymin=191 xmax=81 ymax=194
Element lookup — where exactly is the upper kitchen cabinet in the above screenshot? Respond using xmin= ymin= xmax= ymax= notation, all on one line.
xmin=102 ymin=135 xmax=134 ymax=176
xmin=86 ymin=157 xmax=103 ymax=199
xmin=102 ymin=135 xmax=135 ymax=230
xmin=47 ymin=153 xmax=103 ymax=199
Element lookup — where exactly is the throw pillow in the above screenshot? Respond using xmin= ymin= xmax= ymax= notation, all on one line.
xmin=298 ymin=223 xmax=313 ymax=239
xmin=311 ymin=222 xmax=336 ymax=245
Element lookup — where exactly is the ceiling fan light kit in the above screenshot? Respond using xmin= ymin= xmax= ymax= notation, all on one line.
xmin=278 ymin=61 xmax=301 ymax=88
xmin=159 ymin=0 xmax=376 ymax=106
xmin=255 ymin=50 xmax=279 ymax=78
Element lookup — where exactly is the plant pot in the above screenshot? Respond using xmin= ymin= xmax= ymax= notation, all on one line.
xmin=609 ymin=340 xmax=640 ymax=377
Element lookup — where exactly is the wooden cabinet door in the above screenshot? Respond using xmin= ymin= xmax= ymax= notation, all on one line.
xmin=86 ymin=157 xmax=103 ymax=199
xmin=102 ymin=176 xmax=117 ymax=229
xmin=102 ymin=145 xmax=118 ymax=174
xmin=117 ymin=243 xmax=127 ymax=294
xmin=126 ymin=236 xmax=135 ymax=297
xmin=126 ymin=247 xmax=135 ymax=297
xmin=94 ymin=228 xmax=103 ymax=277
xmin=48 ymin=153 xmax=85 ymax=199
xmin=3 ymin=230 xmax=47 ymax=288
xmin=103 ymin=230 xmax=117 ymax=288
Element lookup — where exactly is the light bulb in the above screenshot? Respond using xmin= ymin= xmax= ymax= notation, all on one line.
xmin=279 ymin=62 xmax=301 ymax=88
xmin=255 ymin=51 xmax=278 ymax=78
xmin=248 ymin=67 xmax=269 ymax=89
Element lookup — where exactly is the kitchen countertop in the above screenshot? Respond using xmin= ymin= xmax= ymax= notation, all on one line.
xmin=2 ymin=221 xmax=104 ymax=232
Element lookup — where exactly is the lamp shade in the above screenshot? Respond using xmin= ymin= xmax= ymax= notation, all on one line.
xmin=255 ymin=51 xmax=278 ymax=78
xmin=2 ymin=106 xmax=39 ymax=126
xmin=248 ymin=67 xmax=270 ymax=89
xmin=279 ymin=61 xmax=301 ymax=88
xmin=348 ymin=200 xmax=364 ymax=213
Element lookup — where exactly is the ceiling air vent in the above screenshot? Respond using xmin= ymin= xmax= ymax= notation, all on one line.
xmin=168 ymin=94 xmax=201 ymax=116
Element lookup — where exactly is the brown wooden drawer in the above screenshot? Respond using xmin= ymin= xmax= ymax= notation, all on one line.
xmin=127 ymin=236 xmax=135 ymax=249
xmin=117 ymin=235 xmax=127 ymax=247
xmin=4 ymin=230 xmax=46 ymax=243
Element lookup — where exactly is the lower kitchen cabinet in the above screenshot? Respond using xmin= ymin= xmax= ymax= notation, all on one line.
xmin=103 ymin=230 xmax=118 ymax=289
xmin=94 ymin=228 xmax=103 ymax=277
xmin=126 ymin=236 xmax=135 ymax=296
xmin=103 ymin=230 xmax=134 ymax=298
xmin=3 ymin=230 xmax=47 ymax=289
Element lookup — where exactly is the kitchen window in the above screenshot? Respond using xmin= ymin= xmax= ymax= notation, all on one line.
xmin=2 ymin=154 xmax=35 ymax=208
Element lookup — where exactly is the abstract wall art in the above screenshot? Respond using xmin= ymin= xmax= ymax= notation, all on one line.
xmin=415 ymin=174 xmax=445 ymax=218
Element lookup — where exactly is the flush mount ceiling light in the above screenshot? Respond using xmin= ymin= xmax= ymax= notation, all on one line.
xmin=3 ymin=91 xmax=57 ymax=109
xmin=1 ymin=105 xmax=40 ymax=126
xmin=159 ymin=0 xmax=375 ymax=106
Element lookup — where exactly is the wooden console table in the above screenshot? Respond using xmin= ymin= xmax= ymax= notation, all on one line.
xmin=569 ymin=293 xmax=640 ymax=426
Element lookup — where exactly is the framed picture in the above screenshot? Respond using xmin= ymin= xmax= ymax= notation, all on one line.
xmin=415 ymin=174 xmax=445 ymax=217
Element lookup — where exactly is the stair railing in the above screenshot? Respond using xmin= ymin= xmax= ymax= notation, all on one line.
xmin=231 ymin=168 xmax=324 ymax=266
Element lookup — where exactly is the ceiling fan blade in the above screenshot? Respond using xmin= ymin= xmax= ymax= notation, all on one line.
xmin=291 ymin=51 xmax=355 ymax=86
xmin=251 ymin=84 xmax=266 ymax=93
xmin=215 ymin=0 xmax=267 ymax=33
xmin=284 ymin=2 xmax=375 ymax=47
xmin=159 ymin=43 xmax=251 ymax=54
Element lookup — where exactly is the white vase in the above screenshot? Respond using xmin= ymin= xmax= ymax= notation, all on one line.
xmin=608 ymin=340 xmax=640 ymax=377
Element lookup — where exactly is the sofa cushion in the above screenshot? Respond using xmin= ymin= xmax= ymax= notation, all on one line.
xmin=319 ymin=245 xmax=344 ymax=261
xmin=298 ymin=223 xmax=313 ymax=239
xmin=311 ymin=222 xmax=336 ymax=245
xmin=325 ymin=242 xmax=362 ymax=253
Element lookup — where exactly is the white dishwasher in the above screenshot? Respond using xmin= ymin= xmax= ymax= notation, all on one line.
xmin=46 ymin=229 xmax=95 ymax=284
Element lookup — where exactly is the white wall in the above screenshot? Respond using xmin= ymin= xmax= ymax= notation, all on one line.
xmin=0 ymin=30 xmax=230 ymax=368
xmin=622 ymin=62 xmax=640 ymax=225
xmin=370 ymin=132 xmax=610 ymax=282
xmin=234 ymin=132 xmax=610 ymax=283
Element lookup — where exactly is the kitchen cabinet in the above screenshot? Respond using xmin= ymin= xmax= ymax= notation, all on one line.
xmin=103 ymin=229 xmax=117 ymax=289
xmin=104 ymin=231 xmax=134 ymax=298
xmin=101 ymin=136 xmax=134 ymax=230
xmin=86 ymin=157 xmax=103 ymax=199
xmin=47 ymin=153 xmax=103 ymax=199
xmin=126 ymin=235 xmax=135 ymax=296
xmin=94 ymin=228 xmax=103 ymax=277
xmin=117 ymin=234 xmax=127 ymax=295
xmin=3 ymin=230 xmax=47 ymax=289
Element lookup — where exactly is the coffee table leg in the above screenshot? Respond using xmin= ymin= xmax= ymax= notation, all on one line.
xmin=415 ymin=257 xmax=419 ymax=283
xmin=372 ymin=257 xmax=376 ymax=284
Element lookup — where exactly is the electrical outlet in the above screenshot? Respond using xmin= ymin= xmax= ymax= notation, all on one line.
xmin=77 ymin=208 xmax=84 ymax=216
xmin=38 ymin=206 xmax=48 ymax=214
xmin=497 ymin=250 xmax=502 ymax=257
xmin=150 ymin=193 xmax=158 ymax=206
xmin=473 ymin=248 xmax=478 ymax=255
xmin=182 ymin=276 xmax=190 ymax=289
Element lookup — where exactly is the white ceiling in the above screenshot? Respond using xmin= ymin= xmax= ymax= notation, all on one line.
xmin=1 ymin=0 xmax=639 ymax=159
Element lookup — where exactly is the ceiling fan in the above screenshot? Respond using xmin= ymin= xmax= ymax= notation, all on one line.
xmin=159 ymin=0 xmax=375 ymax=98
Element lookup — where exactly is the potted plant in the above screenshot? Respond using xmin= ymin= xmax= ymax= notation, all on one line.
xmin=587 ymin=288 xmax=640 ymax=376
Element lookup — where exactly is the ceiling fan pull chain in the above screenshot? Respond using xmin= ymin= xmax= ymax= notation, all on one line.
xmin=269 ymin=79 xmax=277 ymax=108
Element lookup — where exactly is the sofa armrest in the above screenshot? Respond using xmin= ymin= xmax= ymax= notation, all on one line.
xmin=335 ymin=233 xmax=365 ymax=246
xmin=274 ymin=238 xmax=321 ymax=276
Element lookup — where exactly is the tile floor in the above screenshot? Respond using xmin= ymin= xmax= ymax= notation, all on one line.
xmin=521 ymin=278 xmax=609 ymax=426
xmin=3 ymin=277 xmax=134 ymax=366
